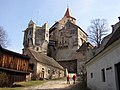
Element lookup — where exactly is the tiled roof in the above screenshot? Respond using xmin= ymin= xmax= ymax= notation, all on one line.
xmin=28 ymin=49 xmax=64 ymax=70
xmin=105 ymin=22 xmax=120 ymax=48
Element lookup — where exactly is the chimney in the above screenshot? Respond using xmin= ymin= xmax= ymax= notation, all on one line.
xmin=111 ymin=25 xmax=114 ymax=33
xmin=118 ymin=16 xmax=120 ymax=21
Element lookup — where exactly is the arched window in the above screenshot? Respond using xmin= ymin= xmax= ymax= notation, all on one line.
xmin=36 ymin=47 xmax=39 ymax=51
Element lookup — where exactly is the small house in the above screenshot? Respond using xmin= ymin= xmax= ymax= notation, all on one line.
xmin=24 ymin=49 xmax=64 ymax=80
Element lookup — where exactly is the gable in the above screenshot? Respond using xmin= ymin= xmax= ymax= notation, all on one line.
xmin=23 ymin=49 xmax=37 ymax=64
xmin=65 ymin=21 xmax=88 ymax=36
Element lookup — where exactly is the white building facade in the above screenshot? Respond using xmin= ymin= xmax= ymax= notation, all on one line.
xmin=86 ymin=19 xmax=120 ymax=90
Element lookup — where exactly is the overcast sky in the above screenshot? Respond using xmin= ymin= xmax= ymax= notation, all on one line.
xmin=0 ymin=0 xmax=120 ymax=53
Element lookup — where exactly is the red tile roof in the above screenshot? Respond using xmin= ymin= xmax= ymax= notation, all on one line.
xmin=64 ymin=8 xmax=76 ymax=20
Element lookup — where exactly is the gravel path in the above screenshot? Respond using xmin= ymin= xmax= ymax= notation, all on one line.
xmin=24 ymin=78 xmax=79 ymax=90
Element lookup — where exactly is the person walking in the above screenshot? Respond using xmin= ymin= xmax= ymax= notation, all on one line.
xmin=73 ymin=75 xmax=76 ymax=84
xmin=67 ymin=75 xmax=70 ymax=84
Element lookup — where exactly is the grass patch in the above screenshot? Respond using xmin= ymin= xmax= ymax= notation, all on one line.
xmin=0 ymin=80 xmax=47 ymax=90
xmin=0 ymin=88 xmax=21 ymax=90
xmin=15 ymin=80 xmax=46 ymax=87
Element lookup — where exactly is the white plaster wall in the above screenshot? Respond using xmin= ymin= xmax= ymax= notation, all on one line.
xmin=86 ymin=39 xmax=120 ymax=90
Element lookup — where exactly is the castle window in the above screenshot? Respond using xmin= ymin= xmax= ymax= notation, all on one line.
xmin=101 ymin=68 xmax=106 ymax=82
xmin=64 ymin=41 xmax=66 ymax=43
xmin=60 ymin=42 xmax=61 ymax=45
xmin=46 ymin=33 xmax=48 ymax=37
xmin=91 ymin=73 xmax=93 ymax=78
xmin=53 ymin=70 xmax=55 ymax=75
xmin=48 ymin=69 xmax=50 ymax=74
xmin=36 ymin=47 xmax=39 ymax=51
xmin=70 ymin=29 xmax=75 ymax=34
xmin=30 ymin=38 xmax=33 ymax=45
xmin=42 ymin=68 xmax=44 ymax=71
xmin=29 ymin=31 xmax=31 ymax=35
xmin=68 ymin=24 xmax=70 ymax=28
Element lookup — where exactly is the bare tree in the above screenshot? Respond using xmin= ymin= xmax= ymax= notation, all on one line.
xmin=88 ymin=19 xmax=109 ymax=47
xmin=0 ymin=27 xmax=8 ymax=48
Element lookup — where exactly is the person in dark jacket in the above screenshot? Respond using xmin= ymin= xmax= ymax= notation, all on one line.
xmin=73 ymin=75 xmax=76 ymax=84
xmin=67 ymin=75 xmax=70 ymax=84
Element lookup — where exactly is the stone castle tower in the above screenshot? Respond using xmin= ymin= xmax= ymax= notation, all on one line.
xmin=48 ymin=7 xmax=88 ymax=73
xmin=23 ymin=20 xmax=49 ymax=54
xmin=23 ymin=7 xmax=90 ymax=73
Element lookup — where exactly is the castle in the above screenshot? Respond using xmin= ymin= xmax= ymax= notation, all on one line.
xmin=23 ymin=7 xmax=92 ymax=74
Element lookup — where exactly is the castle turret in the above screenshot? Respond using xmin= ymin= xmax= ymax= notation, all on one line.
xmin=59 ymin=7 xmax=76 ymax=25
xmin=23 ymin=20 xmax=49 ymax=54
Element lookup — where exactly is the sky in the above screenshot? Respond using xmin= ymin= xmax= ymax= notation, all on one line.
xmin=0 ymin=0 xmax=120 ymax=53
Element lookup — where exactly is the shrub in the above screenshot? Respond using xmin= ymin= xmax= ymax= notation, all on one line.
xmin=0 ymin=72 xmax=9 ymax=87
